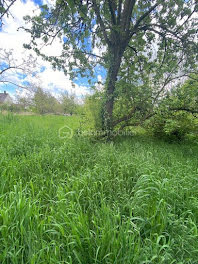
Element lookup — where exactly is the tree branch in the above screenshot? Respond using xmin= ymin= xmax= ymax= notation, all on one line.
xmin=169 ymin=107 xmax=198 ymax=114
xmin=147 ymin=23 xmax=183 ymax=40
xmin=107 ymin=0 xmax=116 ymax=25
xmin=117 ymin=0 xmax=123 ymax=25
xmin=130 ymin=2 xmax=159 ymax=37
xmin=121 ymin=0 xmax=136 ymax=32
xmin=80 ymin=50 xmax=105 ymax=60
xmin=0 ymin=80 xmax=30 ymax=90
xmin=0 ymin=66 xmax=24 ymax=75
xmin=92 ymin=0 xmax=111 ymax=46
xmin=127 ymin=44 xmax=144 ymax=72
xmin=114 ymin=110 xmax=156 ymax=129
xmin=152 ymin=56 xmax=187 ymax=104
xmin=176 ymin=3 xmax=198 ymax=33
xmin=0 ymin=0 xmax=16 ymax=21
xmin=113 ymin=106 xmax=140 ymax=127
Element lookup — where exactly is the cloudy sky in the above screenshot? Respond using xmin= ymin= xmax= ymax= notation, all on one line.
xmin=0 ymin=0 xmax=105 ymax=99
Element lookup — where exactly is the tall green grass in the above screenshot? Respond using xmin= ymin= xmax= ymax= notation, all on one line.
xmin=0 ymin=113 xmax=198 ymax=263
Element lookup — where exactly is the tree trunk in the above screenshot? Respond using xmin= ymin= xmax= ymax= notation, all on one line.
xmin=102 ymin=46 xmax=124 ymax=133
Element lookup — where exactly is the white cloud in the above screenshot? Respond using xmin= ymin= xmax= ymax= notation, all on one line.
xmin=0 ymin=0 xmax=91 ymax=97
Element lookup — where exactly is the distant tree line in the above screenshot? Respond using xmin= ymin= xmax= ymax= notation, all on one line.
xmin=0 ymin=86 xmax=82 ymax=116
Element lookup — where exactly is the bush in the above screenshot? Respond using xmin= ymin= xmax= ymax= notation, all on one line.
xmin=148 ymin=111 xmax=198 ymax=142
xmin=83 ymin=92 xmax=103 ymax=130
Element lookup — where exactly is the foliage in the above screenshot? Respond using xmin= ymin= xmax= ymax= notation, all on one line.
xmin=0 ymin=103 xmax=18 ymax=113
xmin=1 ymin=114 xmax=198 ymax=262
xmin=0 ymin=88 xmax=81 ymax=116
xmin=83 ymin=92 xmax=104 ymax=130
xmin=8 ymin=103 xmax=24 ymax=113
xmin=23 ymin=0 xmax=198 ymax=131
xmin=32 ymin=87 xmax=60 ymax=114
xmin=167 ymin=76 xmax=198 ymax=112
xmin=148 ymin=111 xmax=198 ymax=141
xmin=60 ymin=92 xmax=78 ymax=115
xmin=146 ymin=77 xmax=198 ymax=141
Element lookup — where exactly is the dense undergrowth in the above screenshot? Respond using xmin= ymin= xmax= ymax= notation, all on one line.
xmin=0 ymin=114 xmax=198 ymax=263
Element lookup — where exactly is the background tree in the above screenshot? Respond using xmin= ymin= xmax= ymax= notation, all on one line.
xmin=0 ymin=48 xmax=38 ymax=89
xmin=24 ymin=0 xmax=198 ymax=133
xmin=32 ymin=87 xmax=60 ymax=114
xmin=60 ymin=92 xmax=77 ymax=115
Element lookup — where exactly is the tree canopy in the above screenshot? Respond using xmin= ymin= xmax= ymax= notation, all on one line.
xmin=24 ymin=0 xmax=198 ymax=133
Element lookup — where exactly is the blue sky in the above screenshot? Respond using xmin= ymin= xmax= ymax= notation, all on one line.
xmin=0 ymin=0 xmax=106 ymax=99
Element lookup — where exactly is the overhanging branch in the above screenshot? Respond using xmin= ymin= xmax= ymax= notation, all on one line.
xmin=113 ymin=106 xmax=140 ymax=127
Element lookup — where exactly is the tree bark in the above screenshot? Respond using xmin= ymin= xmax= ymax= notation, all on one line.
xmin=103 ymin=45 xmax=125 ymax=133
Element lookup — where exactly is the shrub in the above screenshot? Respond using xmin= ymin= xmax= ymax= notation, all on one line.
xmin=83 ymin=92 xmax=103 ymax=130
xmin=148 ymin=111 xmax=198 ymax=142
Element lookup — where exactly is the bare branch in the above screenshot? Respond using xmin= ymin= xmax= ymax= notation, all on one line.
xmin=0 ymin=80 xmax=30 ymax=90
xmin=0 ymin=66 xmax=24 ymax=75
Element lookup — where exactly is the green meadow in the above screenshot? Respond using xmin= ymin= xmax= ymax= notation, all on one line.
xmin=0 ymin=114 xmax=198 ymax=263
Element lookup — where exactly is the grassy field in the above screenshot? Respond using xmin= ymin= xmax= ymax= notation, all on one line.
xmin=0 ymin=113 xmax=198 ymax=263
